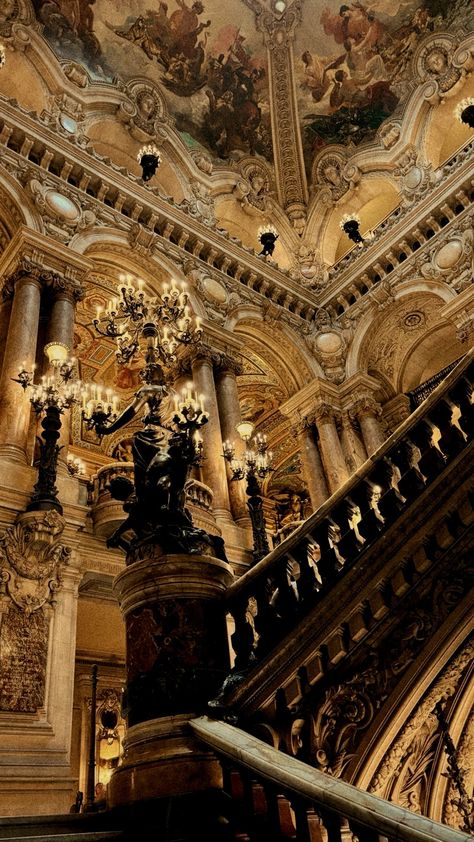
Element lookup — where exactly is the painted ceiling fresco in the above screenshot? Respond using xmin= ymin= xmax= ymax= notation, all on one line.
xmin=295 ymin=0 xmax=473 ymax=174
xmin=31 ymin=0 xmax=271 ymax=162
xmin=30 ymin=0 xmax=472 ymax=177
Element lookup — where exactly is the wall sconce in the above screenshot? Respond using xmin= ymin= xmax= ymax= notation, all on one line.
xmin=258 ymin=224 xmax=279 ymax=257
xmin=455 ymin=98 xmax=474 ymax=129
xmin=340 ymin=213 xmax=364 ymax=245
xmin=137 ymin=144 xmax=162 ymax=182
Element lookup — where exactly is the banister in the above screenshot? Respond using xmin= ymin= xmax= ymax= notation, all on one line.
xmin=226 ymin=348 xmax=474 ymax=605
xmin=191 ymin=716 xmax=472 ymax=842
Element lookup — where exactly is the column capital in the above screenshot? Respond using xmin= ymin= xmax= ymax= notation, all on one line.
xmin=10 ymin=259 xmax=86 ymax=303
xmin=313 ymin=403 xmax=339 ymax=424
xmin=294 ymin=415 xmax=314 ymax=435
xmin=0 ymin=226 xmax=91 ymax=304
xmin=214 ymin=352 xmax=243 ymax=378
xmin=348 ymin=395 xmax=383 ymax=422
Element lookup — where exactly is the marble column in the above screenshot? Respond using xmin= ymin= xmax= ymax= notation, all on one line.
xmin=45 ymin=289 xmax=77 ymax=470
xmin=215 ymin=360 xmax=250 ymax=526
xmin=339 ymin=414 xmax=367 ymax=474
xmin=0 ymin=287 xmax=13 ymax=377
xmin=296 ymin=418 xmax=329 ymax=511
xmin=191 ymin=351 xmax=232 ymax=523
xmin=0 ymin=273 xmax=42 ymax=462
xmin=313 ymin=404 xmax=349 ymax=494
xmin=350 ymin=396 xmax=386 ymax=456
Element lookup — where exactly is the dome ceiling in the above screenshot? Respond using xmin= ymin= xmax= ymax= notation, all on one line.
xmin=30 ymin=0 xmax=473 ymax=183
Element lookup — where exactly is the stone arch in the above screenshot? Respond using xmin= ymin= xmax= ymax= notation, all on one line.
xmin=346 ymin=281 xmax=459 ymax=389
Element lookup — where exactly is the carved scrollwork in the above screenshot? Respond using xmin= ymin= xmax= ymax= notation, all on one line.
xmin=234 ymin=158 xmax=273 ymax=216
xmin=0 ymin=510 xmax=71 ymax=615
xmin=312 ymin=149 xmax=361 ymax=206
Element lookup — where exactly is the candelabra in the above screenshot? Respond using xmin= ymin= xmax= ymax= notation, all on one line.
xmin=257 ymin=224 xmax=279 ymax=257
xmin=137 ymin=144 xmax=161 ymax=182
xmin=67 ymin=454 xmax=86 ymax=477
xmin=223 ymin=421 xmax=273 ymax=564
xmin=16 ymin=342 xmax=84 ymax=514
xmin=340 ymin=213 xmax=365 ymax=245
xmin=88 ymin=275 xmax=223 ymax=558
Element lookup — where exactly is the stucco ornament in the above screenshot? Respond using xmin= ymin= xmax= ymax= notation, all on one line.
xmin=183 ymin=260 xmax=241 ymax=324
xmin=393 ymin=146 xmax=441 ymax=206
xmin=185 ymin=181 xmax=216 ymax=227
xmin=415 ymin=34 xmax=471 ymax=102
xmin=117 ymin=80 xmax=169 ymax=142
xmin=413 ymin=215 xmax=473 ymax=291
xmin=289 ymin=243 xmax=328 ymax=290
xmin=26 ymin=177 xmax=96 ymax=243
xmin=302 ymin=309 xmax=352 ymax=383
xmin=0 ymin=510 xmax=71 ymax=615
xmin=312 ymin=150 xmax=361 ymax=206
xmin=234 ymin=159 xmax=273 ymax=216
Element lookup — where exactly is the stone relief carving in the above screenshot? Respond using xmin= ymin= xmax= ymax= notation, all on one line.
xmin=288 ymin=243 xmax=327 ymax=291
xmin=393 ymin=146 xmax=441 ymax=206
xmin=413 ymin=216 xmax=473 ymax=291
xmin=369 ymin=640 xmax=474 ymax=802
xmin=301 ymin=309 xmax=353 ymax=383
xmin=443 ymin=707 xmax=474 ymax=831
xmin=186 ymin=180 xmax=216 ymax=227
xmin=312 ymin=151 xmax=361 ymax=206
xmin=182 ymin=260 xmax=242 ymax=325
xmin=117 ymin=80 xmax=169 ymax=142
xmin=233 ymin=159 xmax=273 ymax=216
xmin=415 ymin=35 xmax=468 ymax=102
xmin=26 ymin=177 xmax=96 ymax=243
xmin=0 ymin=511 xmax=72 ymax=713
xmin=279 ymin=557 xmax=473 ymax=783
xmin=0 ymin=510 xmax=71 ymax=615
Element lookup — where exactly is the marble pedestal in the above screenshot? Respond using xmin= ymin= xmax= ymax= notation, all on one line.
xmin=108 ymin=549 xmax=233 ymax=808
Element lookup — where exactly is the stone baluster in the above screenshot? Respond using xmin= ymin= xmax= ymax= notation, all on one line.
xmin=295 ymin=417 xmax=329 ymax=511
xmin=350 ymin=395 xmax=386 ymax=457
xmin=0 ymin=271 xmax=42 ymax=462
xmin=191 ymin=349 xmax=232 ymax=524
xmin=214 ymin=356 xmax=250 ymax=526
xmin=313 ymin=404 xmax=349 ymax=494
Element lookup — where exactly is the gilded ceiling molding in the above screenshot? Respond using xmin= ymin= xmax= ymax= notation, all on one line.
xmin=256 ymin=3 xmax=308 ymax=231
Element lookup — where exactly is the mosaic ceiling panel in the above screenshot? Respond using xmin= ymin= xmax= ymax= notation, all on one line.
xmin=31 ymin=0 xmax=271 ymax=162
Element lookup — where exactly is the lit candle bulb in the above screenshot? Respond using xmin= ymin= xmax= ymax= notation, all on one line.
xmin=96 ymin=305 xmax=102 ymax=320
xmin=138 ymin=279 xmax=144 ymax=292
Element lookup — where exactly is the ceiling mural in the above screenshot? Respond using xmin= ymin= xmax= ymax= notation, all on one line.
xmin=295 ymin=0 xmax=473 ymax=175
xmin=31 ymin=0 xmax=272 ymax=162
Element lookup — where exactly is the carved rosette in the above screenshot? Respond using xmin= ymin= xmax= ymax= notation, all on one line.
xmin=0 ymin=510 xmax=72 ymax=713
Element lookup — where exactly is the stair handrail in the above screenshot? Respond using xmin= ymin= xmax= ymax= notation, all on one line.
xmin=226 ymin=348 xmax=473 ymax=604
xmin=191 ymin=716 xmax=472 ymax=842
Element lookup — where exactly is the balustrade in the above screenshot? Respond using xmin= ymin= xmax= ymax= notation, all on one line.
xmin=225 ymin=352 xmax=473 ymax=672
xmin=88 ymin=462 xmax=214 ymax=538
xmin=191 ymin=717 xmax=470 ymax=842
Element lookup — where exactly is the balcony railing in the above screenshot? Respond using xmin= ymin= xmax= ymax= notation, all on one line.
xmin=225 ymin=351 xmax=473 ymax=673
xmin=88 ymin=463 xmax=214 ymax=538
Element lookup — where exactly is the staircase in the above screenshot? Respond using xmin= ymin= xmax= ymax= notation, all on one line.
xmin=1 ymin=351 xmax=472 ymax=840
